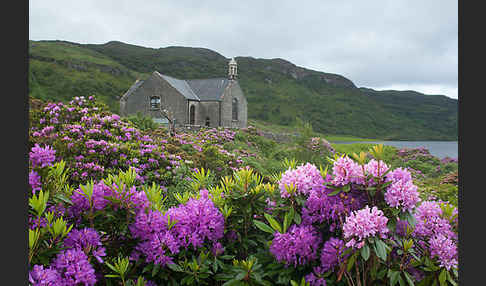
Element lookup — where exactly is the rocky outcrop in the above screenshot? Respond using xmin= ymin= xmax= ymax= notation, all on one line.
xmin=264 ymin=58 xmax=356 ymax=88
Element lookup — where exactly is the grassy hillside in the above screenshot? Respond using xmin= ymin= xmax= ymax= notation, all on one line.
xmin=361 ymin=88 xmax=458 ymax=139
xmin=28 ymin=40 xmax=146 ymax=112
xmin=28 ymin=40 xmax=458 ymax=140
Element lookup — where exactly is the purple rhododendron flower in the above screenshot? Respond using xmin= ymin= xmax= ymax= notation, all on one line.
xmin=29 ymin=216 xmax=47 ymax=230
xmin=429 ymin=234 xmax=458 ymax=270
xmin=29 ymin=170 xmax=42 ymax=194
xmin=130 ymin=209 xmax=176 ymax=266
xmin=384 ymin=179 xmax=420 ymax=212
xmin=413 ymin=201 xmax=455 ymax=240
xmin=51 ymin=248 xmax=97 ymax=285
xmin=364 ymin=159 xmax=389 ymax=184
xmin=395 ymin=219 xmax=409 ymax=237
xmin=331 ymin=156 xmax=364 ymax=186
xmin=343 ymin=206 xmax=388 ymax=248
xmin=320 ymin=237 xmax=346 ymax=272
xmin=106 ymin=183 xmax=150 ymax=211
xmin=165 ymin=191 xmax=225 ymax=249
xmin=64 ymin=228 xmax=106 ymax=263
xmin=212 ymin=242 xmax=225 ymax=256
xmin=68 ymin=181 xmax=111 ymax=218
xmin=279 ymin=163 xmax=324 ymax=197
xmin=69 ymin=181 xmax=150 ymax=220
xmin=302 ymin=184 xmax=367 ymax=231
xmin=305 ymin=270 xmax=328 ymax=286
xmin=30 ymin=144 xmax=56 ymax=168
xmin=386 ymin=167 xmax=413 ymax=184
xmin=270 ymin=224 xmax=322 ymax=266
xmin=130 ymin=191 xmax=224 ymax=266
xmin=412 ymin=200 xmax=458 ymax=270
xmin=29 ymin=264 xmax=61 ymax=286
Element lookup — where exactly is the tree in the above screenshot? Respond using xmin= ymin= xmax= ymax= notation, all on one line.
xmin=160 ymin=108 xmax=176 ymax=137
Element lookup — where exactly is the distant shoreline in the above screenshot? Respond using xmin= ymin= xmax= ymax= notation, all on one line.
xmin=331 ymin=140 xmax=458 ymax=159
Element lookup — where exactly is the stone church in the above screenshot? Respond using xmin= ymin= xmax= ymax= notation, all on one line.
xmin=120 ymin=58 xmax=247 ymax=129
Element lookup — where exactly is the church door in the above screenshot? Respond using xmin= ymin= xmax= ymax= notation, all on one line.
xmin=190 ymin=105 xmax=195 ymax=125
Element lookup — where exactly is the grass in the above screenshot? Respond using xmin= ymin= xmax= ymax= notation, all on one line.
xmin=248 ymin=119 xmax=378 ymax=142
xmin=29 ymin=40 xmax=126 ymax=68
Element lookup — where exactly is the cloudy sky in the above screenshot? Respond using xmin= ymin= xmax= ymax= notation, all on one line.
xmin=29 ymin=0 xmax=458 ymax=99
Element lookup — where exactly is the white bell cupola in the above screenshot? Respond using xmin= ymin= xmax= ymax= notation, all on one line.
xmin=228 ymin=58 xmax=238 ymax=80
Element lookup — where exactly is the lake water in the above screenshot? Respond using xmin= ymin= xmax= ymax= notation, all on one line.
xmin=331 ymin=141 xmax=458 ymax=159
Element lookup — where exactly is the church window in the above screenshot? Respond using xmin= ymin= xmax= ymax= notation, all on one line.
xmin=190 ymin=105 xmax=196 ymax=125
xmin=150 ymin=96 xmax=161 ymax=110
xmin=232 ymin=98 xmax=238 ymax=120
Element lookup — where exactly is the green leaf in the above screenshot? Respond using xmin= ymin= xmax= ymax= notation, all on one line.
xmin=105 ymin=262 xmax=118 ymax=273
xmin=377 ymin=268 xmax=387 ymax=279
xmin=328 ymin=189 xmax=341 ymax=196
xmin=389 ymin=270 xmax=400 ymax=286
xmin=446 ymin=270 xmax=457 ymax=286
xmin=142 ymin=264 xmax=152 ymax=273
xmin=167 ymin=263 xmax=183 ymax=272
xmin=361 ymin=244 xmax=370 ymax=261
xmin=283 ymin=208 xmax=295 ymax=233
xmin=293 ymin=212 xmax=302 ymax=225
xmin=222 ymin=278 xmax=242 ymax=286
xmin=235 ymin=272 xmax=246 ymax=281
xmin=405 ymin=211 xmax=417 ymax=227
xmin=254 ymin=220 xmax=275 ymax=234
xmin=438 ymin=269 xmax=447 ymax=286
xmin=347 ymin=251 xmax=358 ymax=272
xmin=152 ymin=263 xmax=160 ymax=277
xmin=398 ymin=275 xmax=406 ymax=286
xmin=54 ymin=193 xmax=72 ymax=205
xmin=403 ymin=271 xmax=415 ymax=286
xmin=342 ymin=184 xmax=351 ymax=192
xmin=264 ymin=213 xmax=282 ymax=233
xmin=374 ymin=239 xmax=388 ymax=262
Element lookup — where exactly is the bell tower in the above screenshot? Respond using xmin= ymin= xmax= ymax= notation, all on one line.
xmin=228 ymin=58 xmax=238 ymax=80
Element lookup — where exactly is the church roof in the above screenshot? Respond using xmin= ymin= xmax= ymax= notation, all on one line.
xmin=120 ymin=79 xmax=144 ymax=101
xmin=186 ymin=78 xmax=230 ymax=101
xmin=156 ymin=72 xmax=200 ymax=101
xmin=123 ymin=72 xmax=234 ymax=102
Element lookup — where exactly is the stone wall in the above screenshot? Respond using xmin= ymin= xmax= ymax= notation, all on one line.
xmin=121 ymin=73 xmax=188 ymax=126
xmin=197 ymin=101 xmax=220 ymax=128
xmin=220 ymin=81 xmax=247 ymax=128
xmin=258 ymin=131 xmax=299 ymax=143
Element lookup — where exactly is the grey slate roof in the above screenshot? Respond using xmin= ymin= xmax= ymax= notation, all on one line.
xmin=120 ymin=79 xmax=144 ymax=101
xmin=186 ymin=78 xmax=230 ymax=101
xmin=123 ymin=72 xmax=232 ymax=102
xmin=155 ymin=72 xmax=200 ymax=101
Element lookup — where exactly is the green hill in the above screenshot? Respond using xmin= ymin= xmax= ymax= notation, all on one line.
xmin=28 ymin=40 xmax=457 ymax=140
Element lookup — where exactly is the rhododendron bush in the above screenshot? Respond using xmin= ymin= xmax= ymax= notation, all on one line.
xmin=28 ymin=96 xmax=458 ymax=285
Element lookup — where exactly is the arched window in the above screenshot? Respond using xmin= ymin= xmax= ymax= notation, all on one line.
xmin=232 ymin=98 xmax=238 ymax=120
xmin=150 ymin=96 xmax=161 ymax=110
xmin=190 ymin=105 xmax=195 ymax=125
xmin=205 ymin=117 xmax=210 ymax=127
